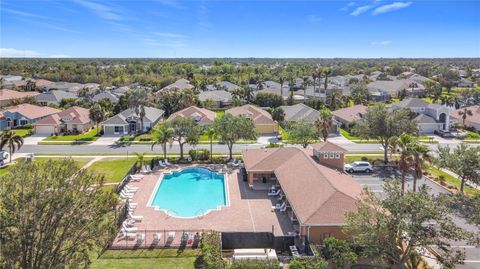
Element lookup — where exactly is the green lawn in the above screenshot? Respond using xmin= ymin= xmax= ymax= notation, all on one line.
xmin=0 ymin=157 xmax=92 ymax=176
xmin=12 ymin=129 xmax=32 ymax=137
xmin=44 ymin=128 xmax=100 ymax=141
xmin=424 ymin=165 xmax=480 ymax=196
xmin=215 ymin=111 xmax=225 ymax=118
xmin=90 ymin=249 xmax=199 ymax=269
xmin=465 ymin=130 xmax=480 ymax=139
xmin=87 ymin=158 xmax=137 ymax=183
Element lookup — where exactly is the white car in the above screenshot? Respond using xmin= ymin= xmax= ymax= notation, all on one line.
xmin=344 ymin=161 xmax=373 ymax=173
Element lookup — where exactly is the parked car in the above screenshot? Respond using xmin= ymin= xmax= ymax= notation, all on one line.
xmin=434 ymin=130 xmax=453 ymax=138
xmin=449 ymin=128 xmax=468 ymax=139
xmin=344 ymin=161 xmax=373 ymax=173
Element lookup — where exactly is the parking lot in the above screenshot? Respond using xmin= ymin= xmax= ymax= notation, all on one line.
xmin=349 ymin=167 xmax=480 ymax=269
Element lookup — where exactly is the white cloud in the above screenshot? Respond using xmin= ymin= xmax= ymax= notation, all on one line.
xmin=154 ymin=0 xmax=184 ymax=9
xmin=372 ymin=2 xmax=412 ymax=15
xmin=2 ymin=8 xmax=48 ymax=19
xmin=371 ymin=40 xmax=392 ymax=46
xmin=350 ymin=5 xmax=373 ymax=16
xmin=154 ymin=32 xmax=187 ymax=38
xmin=307 ymin=15 xmax=322 ymax=23
xmin=73 ymin=0 xmax=123 ymax=21
xmin=0 ymin=48 xmax=71 ymax=58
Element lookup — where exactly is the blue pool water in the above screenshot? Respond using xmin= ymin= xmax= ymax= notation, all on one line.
xmin=150 ymin=167 xmax=227 ymax=218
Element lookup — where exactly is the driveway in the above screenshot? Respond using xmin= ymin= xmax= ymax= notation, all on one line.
xmin=22 ymin=135 xmax=48 ymax=145
xmin=257 ymin=135 xmax=279 ymax=144
xmin=351 ymin=167 xmax=479 ymax=269
xmin=90 ymin=136 xmax=120 ymax=146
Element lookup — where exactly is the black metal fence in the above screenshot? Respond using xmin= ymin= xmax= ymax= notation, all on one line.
xmin=109 ymin=229 xmax=206 ymax=250
xmin=221 ymin=232 xmax=294 ymax=253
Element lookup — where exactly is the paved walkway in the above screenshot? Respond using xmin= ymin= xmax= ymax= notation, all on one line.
xmin=22 ymin=135 xmax=48 ymax=145
xmin=90 ymin=136 xmax=120 ymax=145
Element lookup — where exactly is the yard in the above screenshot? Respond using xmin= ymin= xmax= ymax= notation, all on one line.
xmin=43 ymin=128 xmax=100 ymax=141
xmin=0 ymin=157 xmax=92 ymax=177
xmin=90 ymin=249 xmax=199 ymax=269
xmin=0 ymin=128 xmax=32 ymax=137
xmin=424 ymin=165 xmax=480 ymax=196
xmin=87 ymin=158 xmax=137 ymax=183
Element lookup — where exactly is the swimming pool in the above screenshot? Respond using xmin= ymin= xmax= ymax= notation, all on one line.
xmin=149 ymin=167 xmax=227 ymax=218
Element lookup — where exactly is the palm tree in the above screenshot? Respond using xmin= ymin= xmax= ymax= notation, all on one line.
xmin=311 ymin=72 xmax=317 ymax=99
xmin=128 ymin=88 xmax=150 ymax=133
xmin=323 ymin=67 xmax=331 ymax=94
xmin=458 ymin=108 xmax=473 ymax=126
xmin=314 ymin=108 xmax=333 ymax=142
xmin=134 ymin=152 xmax=145 ymax=171
xmin=410 ymin=142 xmax=430 ymax=192
xmin=205 ymin=127 xmax=216 ymax=162
xmin=302 ymin=76 xmax=310 ymax=103
xmin=279 ymin=76 xmax=285 ymax=100
xmin=0 ymin=130 xmax=24 ymax=163
xmin=151 ymin=124 xmax=174 ymax=160
xmin=396 ymin=133 xmax=414 ymax=196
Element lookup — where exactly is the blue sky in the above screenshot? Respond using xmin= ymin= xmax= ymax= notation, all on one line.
xmin=1 ymin=0 xmax=479 ymax=58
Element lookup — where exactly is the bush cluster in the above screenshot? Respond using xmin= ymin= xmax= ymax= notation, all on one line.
xmin=189 ymin=149 xmax=210 ymax=161
xmin=230 ymin=259 xmax=279 ymax=269
xmin=200 ymin=231 xmax=225 ymax=269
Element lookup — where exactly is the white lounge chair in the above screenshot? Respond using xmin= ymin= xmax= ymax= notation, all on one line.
xmin=164 ymin=159 xmax=172 ymax=166
xmin=122 ymin=187 xmax=137 ymax=194
xmin=272 ymin=202 xmax=286 ymax=210
xmin=129 ymin=175 xmax=144 ymax=181
xmin=136 ymin=233 xmax=145 ymax=243
xmin=227 ymin=159 xmax=237 ymax=166
xmin=121 ymin=230 xmax=136 ymax=239
xmin=154 ymin=233 xmax=163 ymax=241
xmin=280 ymin=205 xmax=287 ymax=212
xmin=123 ymin=219 xmax=135 ymax=227
xmin=120 ymin=191 xmax=134 ymax=199
xmin=141 ymin=166 xmax=150 ymax=174
xmin=146 ymin=166 xmax=153 ymax=173
xmin=167 ymin=231 xmax=175 ymax=240
xmin=158 ymin=160 xmax=166 ymax=168
xmin=268 ymin=189 xmax=281 ymax=196
xmin=128 ymin=212 xmax=143 ymax=221
xmin=122 ymin=225 xmax=138 ymax=233
xmin=125 ymin=185 xmax=139 ymax=191
xmin=128 ymin=202 xmax=138 ymax=208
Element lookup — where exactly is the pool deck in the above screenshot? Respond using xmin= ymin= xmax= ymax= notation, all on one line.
xmin=111 ymin=165 xmax=295 ymax=248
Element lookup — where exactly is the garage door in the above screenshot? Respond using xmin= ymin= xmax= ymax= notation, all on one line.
xmin=35 ymin=125 xmax=56 ymax=135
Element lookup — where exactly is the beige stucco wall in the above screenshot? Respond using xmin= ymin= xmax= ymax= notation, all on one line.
xmin=256 ymin=124 xmax=276 ymax=134
xmin=300 ymin=225 xmax=346 ymax=244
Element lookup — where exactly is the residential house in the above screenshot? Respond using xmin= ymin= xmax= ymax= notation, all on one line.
xmin=457 ymin=78 xmax=474 ymax=88
xmin=198 ymin=90 xmax=232 ymax=108
xmin=391 ymin=98 xmax=450 ymax=134
xmin=206 ymin=81 xmax=241 ymax=92
xmin=101 ymin=106 xmax=164 ymax=135
xmin=154 ymin=79 xmax=194 ymax=97
xmin=44 ymin=82 xmax=84 ymax=93
xmin=0 ymin=104 xmax=61 ymax=130
xmin=226 ymin=104 xmax=277 ymax=134
xmin=33 ymin=106 xmax=92 ymax=135
xmin=279 ymin=103 xmax=320 ymax=123
xmin=450 ymin=105 xmax=480 ymax=131
xmin=242 ymin=143 xmax=361 ymax=244
xmin=333 ymin=105 xmax=368 ymax=128
xmin=35 ymin=90 xmax=77 ymax=106
xmin=92 ymin=91 xmax=119 ymax=103
xmin=367 ymin=79 xmax=426 ymax=101
xmin=34 ymin=79 xmax=54 ymax=89
xmin=0 ymin=89 xmax=39 ymax=107
xmin=168 ymin=106 xmax=216 ymax=125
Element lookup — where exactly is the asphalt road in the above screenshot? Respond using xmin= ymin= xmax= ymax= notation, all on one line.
xmin=17 ymin=141 xmax=478 ymax=155
xmin=351 ymin=168 xmax=480 ymax=269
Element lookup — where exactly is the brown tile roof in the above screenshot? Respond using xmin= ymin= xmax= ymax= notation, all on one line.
xmin=242 ymin=147 xmax=362 ymax=226
xmin=226 ymin=105 xmax=275 ymax=125
xmin=168 ymin=106 xmax=216 ymax=125
xmin=0 ymin=89 xmax=39 ymax=101
xmin=333 ymin=105 xmax=367 ymax=124
xmin=6 ymin=104 xmax=61 ymax=119
xmin=311 ymin=141 xmax=347 ymax=152
xmin=34 ymin=79 xmax=54 ymax=87
xmin=450 ymin=105 xmax=480 ymax=125
xmin=34 ymin=106 xmax=90 ymax=126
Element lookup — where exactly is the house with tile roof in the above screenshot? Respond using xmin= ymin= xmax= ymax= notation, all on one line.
xmin=450 ymin=105 xmax=480 ymax=131
xmin=154 ymin=79 xmax=194 ymax=97
xmin=0 ymin=104 xmax=61 ymax=130
xmin=0 ymin=89 xmax=39 ymax=107
xmin=391 ymin=98 xmax=450 ymax=134
xmin=226 ymin=104 xmax=277 ymax=134
xmin=33 ymin=106 xmax=92 ymax=135
xmin=333 ymin=105 xmax=368 ymax=127
xmin=92 ymin=91 xmax=119 ymax=103
xmin=198 ymin=90 xmax=232 ymax=108
xmin=168 ymin=106 xmax=216 ymax=126
xmin=101 ymin=106 xmax=164 ymax=135
xmin=35 ymin=90 xmax=78 ymax=106
xmin=279 ymin=103 xmax=320 ymax=123
xmin=242 ymin=144 xmax=361 ymax=244
xmin=206 ymin=81 xmax=241 ymax=92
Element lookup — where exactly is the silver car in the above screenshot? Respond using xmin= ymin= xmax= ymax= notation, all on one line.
xmin=344 ymin=161 xmax=373 ymax=173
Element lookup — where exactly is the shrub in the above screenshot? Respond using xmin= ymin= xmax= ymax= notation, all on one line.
xmin=266 ymin=142 xmax=282 ymax=148
xmin=322 ymin=237 xmax=358 ymax=268
xmin=230 ymin=259 xmax=279 ymax=269
xmin=200 ymin=231 xmax=225 ymax=269
xmin=289 ymin=257 xmax=328 ymax=269
xmin=361 ymin=156 xmax=369 ymax=161
xmin=211 ymin=156 xmax=227 ymax=164
xmin=189 ymin=149 xmax=210 ymax=161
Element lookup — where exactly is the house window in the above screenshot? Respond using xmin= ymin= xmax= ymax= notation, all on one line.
xmin=114 ymin=126 xmax=121 ymax=133
xmin=19 ymin=119 xmax=28 ymax=126
xmin=335 ymin=153 xmax=340 ymax=159
xmin=329 ymin=152 xmax=335 ymax=159
xmin=324 ymin=153 xmax=329 ymax=159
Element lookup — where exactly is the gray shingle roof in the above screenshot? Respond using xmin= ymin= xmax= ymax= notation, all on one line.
xmin=414 ymin=114 xmax=438 ymax=124
xmin=35 ymin=90 xmax=77 ymax=103
xmin=198 ymin=90 xmax=232 ymax=102
xmin=102 ymin=106 xmax=164 ymax=125
xmin=93 ymin=92 xmax=119 ymax=103
xmin=392 ymin=98 xmax=429 ymax=108
xmin=206 ymin=81 xmax=241 ymax=92
xmin=279 ymin=103 xmax=320 ymax=122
